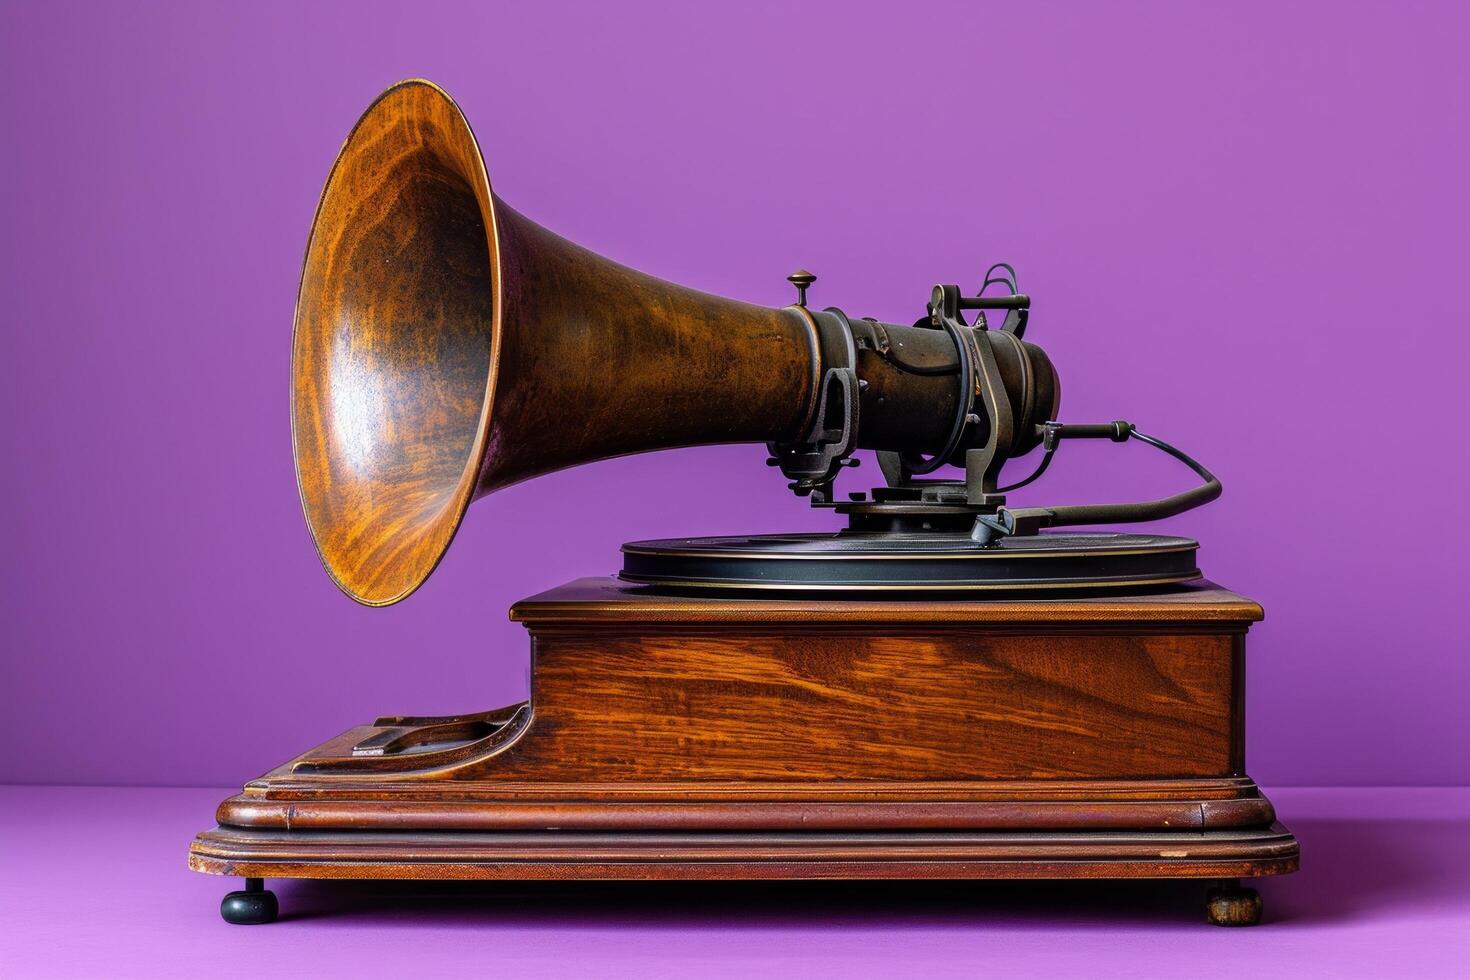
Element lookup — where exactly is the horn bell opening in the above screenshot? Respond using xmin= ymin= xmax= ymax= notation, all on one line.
xmin=291 ymin=80 xmax=500 ymax=606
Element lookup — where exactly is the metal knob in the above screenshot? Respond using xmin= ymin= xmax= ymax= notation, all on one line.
xmin=786 ymin=269 xmax=816 ymax=308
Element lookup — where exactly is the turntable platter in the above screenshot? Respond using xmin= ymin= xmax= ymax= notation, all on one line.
xmin=620 ymin=531 xmax=1200 ymax=593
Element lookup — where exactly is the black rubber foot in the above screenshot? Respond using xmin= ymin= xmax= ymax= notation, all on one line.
xmin=1205 ymin=882 xmax=1262 ymax=926
xmin=221 ymin=878 xmax=278 ymax=924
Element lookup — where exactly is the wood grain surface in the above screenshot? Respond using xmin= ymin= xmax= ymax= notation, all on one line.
xmin=510 ymin=578 xmax=1266 ymax=624
xmin=190 ymin=824 xmax=1299 ymax=882
xmin=291 ymin=81 xmax=817 ymax=606
xmin=192 ymin=576 xmax=1295 ymax=885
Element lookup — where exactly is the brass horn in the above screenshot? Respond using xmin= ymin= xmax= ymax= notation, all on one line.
xmin=292 ymin=80 xmax=1059 ymax=606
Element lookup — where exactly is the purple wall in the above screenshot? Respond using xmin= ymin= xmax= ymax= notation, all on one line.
xmin=3 ymin=1 xmax=1466 ymax=787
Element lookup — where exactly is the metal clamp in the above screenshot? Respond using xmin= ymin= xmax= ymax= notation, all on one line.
xmin=880 ymin=284 xmax=1018 ymax=507
xmin=767 ymin=309 xmax=860 ymax=498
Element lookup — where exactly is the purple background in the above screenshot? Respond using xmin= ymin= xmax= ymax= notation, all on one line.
xmin=2 ymin=0 xmax=1467 ymax=788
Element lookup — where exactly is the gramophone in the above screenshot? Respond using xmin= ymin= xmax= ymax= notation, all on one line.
xmin=189 ymin=79 xmax=1297 ymax=926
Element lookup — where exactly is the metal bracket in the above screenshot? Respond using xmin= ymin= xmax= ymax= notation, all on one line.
xmin=768 ymin=309 xmax=860 ymax=498
xmin=873 ymin=282 xmax=1032 ymax=496
xmin=957 ymin=311 xmax=1014 ymax=508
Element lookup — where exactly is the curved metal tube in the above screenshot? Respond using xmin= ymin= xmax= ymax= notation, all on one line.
xmin=973 ymin=422 xmax=1222 ymax=542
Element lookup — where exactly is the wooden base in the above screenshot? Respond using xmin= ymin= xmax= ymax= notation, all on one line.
xmin=192 ymin=825 xmax=1298 ymax=882
xmin=190 ymin=578 xmax=1298 ymax=923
